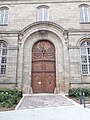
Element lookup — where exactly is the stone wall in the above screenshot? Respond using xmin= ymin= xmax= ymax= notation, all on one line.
xmin=0 ymin=33 xmax=18 ymax=88
xmin=0 ymin=0 xmax=90 ymax=30
xmin=0 ymin=0 xmax=90 ymax=93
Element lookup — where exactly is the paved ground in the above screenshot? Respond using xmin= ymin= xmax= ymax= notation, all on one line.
xmin=1 ymin=105 xmax=90 ymax=120
xmin=0 ymin=94 xmax=90 ymax=120
xmin=17 ymin=94 xmax=74 ymax=110
xmin=86 ymin=104 xmax=90 ymax=109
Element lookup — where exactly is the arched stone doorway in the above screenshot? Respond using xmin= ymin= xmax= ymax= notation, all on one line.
xmin=32 ymin=40 xmax=56 ymax=93
xmin=17 ymin=22 xmax=69 ymax=93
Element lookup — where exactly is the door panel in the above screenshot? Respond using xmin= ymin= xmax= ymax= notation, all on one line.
xmin=44 ymin=52 xmax=55 ymax=60
xmin=45 ymin=73 xmax=55 ymax=93
xmin=45 ymin=62 xmax=55 ymax=71
xmin=32 ymin=73 xmax=42 ymax=93
xmin=32 ymin=62 xmax=42 ymax=71
xmin=32 ymin=40 xmax=56 ymax=93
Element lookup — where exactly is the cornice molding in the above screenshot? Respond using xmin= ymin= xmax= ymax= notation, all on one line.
xmin=0 ymin=0 xmax=90 ymax=5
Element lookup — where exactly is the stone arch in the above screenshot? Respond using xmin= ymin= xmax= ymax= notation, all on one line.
xmin=0 ymin=37 xmax=11 ymax=48
xmin=77 ymin=35 xmax=90 ymax=46
xmin=18 ymin=22 xmax=69 ymax=93
xmin=20 ymin=21 xmax=66 ymax=47
xmin=0 ymin=6 xmax=9 ymax=9
xmin=22 ymin=21 xmax=65 ymax=34
xmin=0 ymin=39 xmax=7 ymax=46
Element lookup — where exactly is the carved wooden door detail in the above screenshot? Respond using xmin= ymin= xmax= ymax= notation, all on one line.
xmin=32 ymin=40 xmax=56 ymax=93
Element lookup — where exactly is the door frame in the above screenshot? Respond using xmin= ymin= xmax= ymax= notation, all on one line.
xmin=31 ymin=40 xmax=56 ymax=93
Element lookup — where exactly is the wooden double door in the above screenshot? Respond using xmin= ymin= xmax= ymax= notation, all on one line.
xmin=32 ymin=40 xmax=56 ymax=93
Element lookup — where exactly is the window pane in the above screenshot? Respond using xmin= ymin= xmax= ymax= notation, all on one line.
xmin=80 ymin=7 xmax=84 ymax=22
xmin=2 ymin=49 xmax=7 ymax=55
xmin=82 ymin=64 xmax=88 ymax=74
xmin=38 ymin=9 xmax=42 ymax=21
xmin=0 ymin=42 xmax=7 ymax=74
xmin=81 ymin=56 xmax=87 ymax=63
xmin=0 ymin=8 xmax=8 ymax=25
xmin=0 ymin=49 xmax=2 ymax=56
xmin=87 ymin=48 xmax=90 ymax=54
xmin=81 ymin=47 xmax=86 ymax=54
xmin=1 ymin=57 xmax=6 ymax=63
xmin=89 ymin=65 xmax=90 ymax=72
xmin=88 ymin=56 xmax=90 ymax=63
xmin=84 ymin=7 xmax=88 ymax=22
xmin=0 ymin=10 xmax=4 ymax=24
xmin=4 ymin=9 xmax=8 ymax=24
xmin=81 ymin=41 xmax=85 ymax=46
xmin=87 ymin=41 xmax=90 ymax=46
xmin=79 ymin=5 xmax=89 ymax=23
xmin=0 ymin=65 xmax=6 ymax=74
xmin=37 ymin=6 xmax=49 ymax=21
xmin=80 ymin=41 xmax=90 ymax=75
xmin=44 ymin=8 xmax=48 ymax=21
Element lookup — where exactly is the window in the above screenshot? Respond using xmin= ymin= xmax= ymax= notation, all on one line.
xmin=0 ymin=42 xmax=7 ymax=74
xmin=0 ymin=7 xmax=9 ymax=25
xmin=37 ymin=5 xmax=49 ymax=21
xmin=80 ymin=41 xmax=90 ymax=75
xmin=79 ymin=4 xmax=89 ymax=23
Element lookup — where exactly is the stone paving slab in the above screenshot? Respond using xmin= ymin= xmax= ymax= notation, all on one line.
xmin=86 ymin=104 xmax=90 ymax=109
xmin=0 ymin=106 xmax=90 ymax=120
xmin=17 ymin=94 xmax=74 ymax=110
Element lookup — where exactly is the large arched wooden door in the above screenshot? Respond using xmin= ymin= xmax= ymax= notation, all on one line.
xmin=32 ymin=40 xmax=56 ymax=93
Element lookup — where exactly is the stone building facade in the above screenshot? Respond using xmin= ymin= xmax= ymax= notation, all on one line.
xmin=0 ymin=0 xmax=90 ymax=93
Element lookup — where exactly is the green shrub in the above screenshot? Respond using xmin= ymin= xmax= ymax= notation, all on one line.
xmin=0 ymin=101 xmax=8 ymax=107
xmin=10 ymin=95 xmax=19 ymax=104
xmin=0 ymin=89 xmax=23 ymax=108
xmin=68 ymin=87 xmax=90 ymax=98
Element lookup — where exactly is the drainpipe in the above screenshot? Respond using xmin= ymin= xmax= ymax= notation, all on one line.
xmin=15 ymin=33 xmax=19 ymax=88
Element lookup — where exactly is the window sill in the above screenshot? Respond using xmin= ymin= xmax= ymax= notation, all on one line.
xmin=80 ymin=22 xmax=90 ymax=24
xmin=81 ymin=74 xmax=90 ymax=76
xmin=0 ymin=24 xmax=8 ymax=26
xmin=0 ymin=74 xmax=6 ymax=77
xmin=70 ymin=82 xmax=90 ymax=84
xmin=0 ymin=82 xmax=17 ymax=84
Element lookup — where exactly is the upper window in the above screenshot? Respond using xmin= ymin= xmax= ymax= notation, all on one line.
xmin=0 ymin=41 xmax=7 ymax=74
xmin=37 ymin=5 xmax=49 ymax=21
xmin=0 ymin=7 xmax=9 ymax=25
xmin=79 ymin=4 xmax=89 ymax=23
xmin=80 ymin=41 xmax=90 ymax=75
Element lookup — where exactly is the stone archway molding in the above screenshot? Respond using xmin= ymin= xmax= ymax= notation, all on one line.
xmin=17 ymin=21 xmax=69 ymax=94
xmin=19 ymin=21 xmax=68 ymax=46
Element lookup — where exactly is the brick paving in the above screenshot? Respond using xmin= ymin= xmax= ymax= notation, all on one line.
xmin=17 ymin=94 xmax=74 ymax=110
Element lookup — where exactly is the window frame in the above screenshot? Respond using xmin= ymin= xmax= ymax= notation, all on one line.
xmin=79 ymin=4 xmax=90 ymax=23
xmin=0 ymin=7 xmax=9 ymax=25
xmin=0 ymin=41 xmax=7 ymax=75
xmin=37 ymin=5 xmax=49 ymax=21
xmin=80 ymin=41 xmax=90 ymax=75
